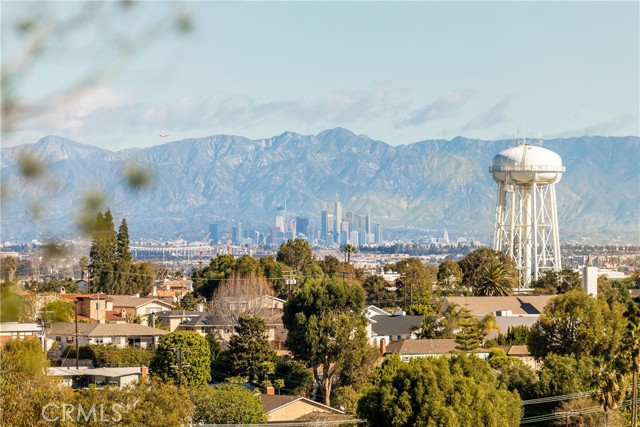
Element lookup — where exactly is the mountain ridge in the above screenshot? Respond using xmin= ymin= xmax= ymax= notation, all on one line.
xmin=1 ymin=130 xmax=638 ymax=244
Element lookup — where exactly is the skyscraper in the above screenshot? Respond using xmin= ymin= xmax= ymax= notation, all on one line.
xmin=208 ymin=223 xmax=218 ymax=245
xmin=321 ymin=209 xmax=328 ymax=242
xmin=334 ymin=201 xmax=342 ymax=244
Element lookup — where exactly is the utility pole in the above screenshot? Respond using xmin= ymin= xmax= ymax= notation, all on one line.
xmin=75 ymin=300 xmax=79 ymax=369
xmin=171 ymin=347 xmax=190 ymax=389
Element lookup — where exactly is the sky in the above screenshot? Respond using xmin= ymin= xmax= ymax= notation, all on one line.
xmin=1 ymin=1 xmax=639 ymax=151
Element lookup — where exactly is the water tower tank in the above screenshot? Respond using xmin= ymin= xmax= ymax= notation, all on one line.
xmin=490 ymin=141 xmax=565 ymax=290
xmin=491 ymin=144 xmax=564 ymax=185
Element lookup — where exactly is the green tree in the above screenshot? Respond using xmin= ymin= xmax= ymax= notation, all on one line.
xmin=363 ymin=274 xmax=391 ymax=306
xmin=357 ymin=353 xmax=522 ymax=427
xmin=497 ymin=325 xmax=530 ymax=345
xmin=78 ymin=255 xmax=89 ymax=280
xmin=1 ymin=340 xmax=73 ymax=427
xmin=190 ymin=384 xmax=267 ymax=424
xmin=532 ymin=268 xmax=581 ymax=294
xmin=274 ymin=360 xmax=314 ymax=396
xmin=475 ymin=262 xmax=514 ymax=296
xmin=2 ymin=256 xmax=17 ymax=283
xmin=115 ymin=218 xmax=133 ymax=294
xmin=227 ymin=315 xmax=276 ymax=382
xmin=150 ymin=331 xmax=211 ymax=387
xmin=437 ymin=259 xmax=463 ymax=295
xmin=537 ymin=354 xmax=597 ymax=397
xmin=176 ymin=292 xmax=205 ymax=311
xmin=454 ymin=305 xmax=483 ymax=351
xmin=282 ymin=276 xmax=367 ymax=406
xmin=276 ymin=238 xmax=322 ymax=276
xmin=129 ymin=261 xmax=155 ymax=296
xmin=488 ymin=348 xmax=539 ymax=400
xmin=458 ymin=247 xmax=517 ymax=292
xmin=393 ymin=258 xmax=437 ymax=310
xmin=89 ymin=209 xmax=118 ymax=293
xmin=42 ymin=299 xmax=75 ymax=323
xmin=528 ymin=290 xmax=626 ymax=360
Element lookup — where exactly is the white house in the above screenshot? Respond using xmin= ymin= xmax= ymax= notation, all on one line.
xmin=47 ymin=323 xmax=168 ymax=350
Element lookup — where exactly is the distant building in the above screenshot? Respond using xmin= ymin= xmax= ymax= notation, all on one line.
xmin=208 ymin=223 xmax=218 ymax=244
xmin=295 ymin=217 xmax=309 ymax=238
xmin=374 ymin=223 xmax=382 ymax=244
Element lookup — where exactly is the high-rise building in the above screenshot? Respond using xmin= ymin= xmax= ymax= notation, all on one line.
xmin=365 ymin=213 xmax=371 ymax=244
xmin=374 ymin=223 xmax=382 ymax=244
xmin=321 ymin=210 xmax=328 ymax=242
xmin=334 ymin=202 xmax=342 ymax=244
xmin=296 ymin=217 xmax=309 ymax=238
xmin=231 ymin=221 xmax=242 ymax=245
xmin=208 ymin=223 xmax=218 ymax=245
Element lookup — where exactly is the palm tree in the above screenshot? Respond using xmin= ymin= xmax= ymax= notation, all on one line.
xmin=475 ymin=262 xmax=514 ymax=296
xmin=341 ymin=244 xmax=357 ymax=264
xmin=478 ymin=313 xmax=499 ymax=342
xmin=628 ymin=325 xmax=640 ymax=427
xmin=598 ymin=369 xmax=626 ymax=427
xmin=442 ymin=303 xmax=462 ymax=338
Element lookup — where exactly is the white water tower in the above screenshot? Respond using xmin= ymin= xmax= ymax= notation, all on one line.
xmin=490 ymin=139 xmax=565 ymax=289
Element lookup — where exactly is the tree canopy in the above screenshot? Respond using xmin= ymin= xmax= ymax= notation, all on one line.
xmin=227 ymin=315 xmax=276 ymax=382
xmin=151 ymin=331 xmax=211 ymax=387
xmin=282 ymin=276 xmax=367 ymax=406
xmin=458 ymin=247 xmax=517 ymax=292
xmin=190 ymin=384 xmax=267 ymax=425
xmin=528 ymin=290 xmax=626 ymax=360
xmin=357 ymin=353 xmax=522 ymax=427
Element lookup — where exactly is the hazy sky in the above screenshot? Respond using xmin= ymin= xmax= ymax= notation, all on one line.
xmin=2 ymin=1 xmax=638 ymax=150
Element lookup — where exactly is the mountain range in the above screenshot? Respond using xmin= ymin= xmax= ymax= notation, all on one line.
xmin=1 ymin=129 xmax=638 ymax=244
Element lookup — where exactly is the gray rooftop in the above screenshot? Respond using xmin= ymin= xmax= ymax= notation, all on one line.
xmin=370 ymin=315 xmax=423 ymax=336
xmin=47 ymin=322 xmax=169 ymax=337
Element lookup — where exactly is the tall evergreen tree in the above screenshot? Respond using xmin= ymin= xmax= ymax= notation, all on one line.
xmin=115 ymin=218 xmax=133 ymax=294
xmin=88 ymin=209 xmax=118 ymax=293
xmin=454 ymin=306 xmax=482 ymax=352
xmin=227 ymin=316 xmax=276 ymax=382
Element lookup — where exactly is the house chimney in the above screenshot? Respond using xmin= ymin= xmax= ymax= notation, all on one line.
xmin=265 ymin=386 xmax=275 ymax=395
xmin=141 ymin=366 xmax=148 ymax=378
xmin=380 ymin=338 xmax=387 ymax=355
xmin=197 ymin=303 xmax=204 ymax=312
xmin=152 ymin=287 xmax=157 ymax=297
xmin=59 ymin=286 xmax=66 ymax=295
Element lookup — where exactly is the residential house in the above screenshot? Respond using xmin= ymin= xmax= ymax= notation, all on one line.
xmin=367 ymin=314 xmax=423 ymax=346
xmin=365 ymin=305 xmax=391 ymax=319
xmin=0 ymin=322 xmax=42 ymax=345
xmin=384 ymin=339 xmax=491 ymax=361
xmin=481 ymin=315 xmax=539 ymax=340
xmin=178 ymin=311 xmax=287 ymax=347
xmin=441 ymin=295 xmax=555 ymax=317
xmin=47 ymin=322 xmax=168 ymax=350
xmin=152 ymin=280 xmax=193 ymax=300
xmin=500 ymin=345 xmax=538 ymax=370
xmin=61 ymin=294 xmax=123 ymax=323
xmin=111 ymin=295 xmax=175 ymax=325
xmin=48 ymin=366 xmax=148 ymax=388
xmin=155 ymin=310 xmax=204 ymax=332
xmin=259 ymin=392 xmax=345 ymax=422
